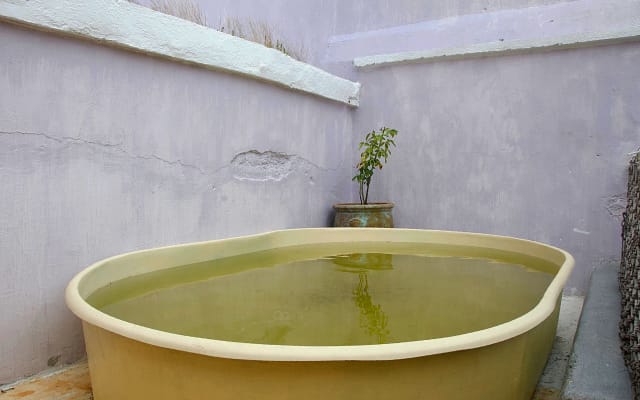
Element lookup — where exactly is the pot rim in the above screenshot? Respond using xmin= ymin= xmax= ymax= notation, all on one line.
xmin=333 ymin=202 xmax=394 ymax=210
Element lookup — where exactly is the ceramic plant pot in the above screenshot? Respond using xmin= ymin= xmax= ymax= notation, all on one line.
xmin=333 ymin=202 xmax=394 ymax=228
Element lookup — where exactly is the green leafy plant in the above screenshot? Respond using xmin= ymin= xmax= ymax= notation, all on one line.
xmin=352 ymin=127 xmax=398 ymax=205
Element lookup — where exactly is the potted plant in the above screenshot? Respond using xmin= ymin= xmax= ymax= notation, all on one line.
xmin=333 ymin=127 xmax=398 ymax=228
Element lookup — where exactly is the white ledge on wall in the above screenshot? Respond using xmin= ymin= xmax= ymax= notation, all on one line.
xmin=323 ymin=0 xmax=640 ymax=69
xmin=0 ymin=0 xmax=360 ymax=107
xmin=354 ymin=27 xmax=640 ymax=68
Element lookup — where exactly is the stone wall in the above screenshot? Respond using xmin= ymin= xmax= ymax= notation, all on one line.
xmin=620 ymin=152 xmax=640 ymax=397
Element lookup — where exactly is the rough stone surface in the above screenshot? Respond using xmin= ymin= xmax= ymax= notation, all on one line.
xmin=607 ymin=193 xmax=629 ymax=221
xmin=620 ymin=152 xmax=640 ymax=398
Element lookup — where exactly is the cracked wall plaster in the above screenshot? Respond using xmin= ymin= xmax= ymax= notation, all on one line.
xmin=0 ymin=130 xmax=206 ymax=175
xmin=605 ymin=194 xmax=627 ymax=221
xmin=0 ymin=21 xmax=354 ymax=384
xmin=230 ymin=150 xmax=316 ymax=182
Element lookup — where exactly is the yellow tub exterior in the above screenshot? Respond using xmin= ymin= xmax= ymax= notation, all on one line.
xmin=66 ymin=228 xmax=574 ymax=400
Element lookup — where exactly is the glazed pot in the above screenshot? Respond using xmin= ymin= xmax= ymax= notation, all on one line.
xmin=333 ymin=202 xmax=394 ymax=228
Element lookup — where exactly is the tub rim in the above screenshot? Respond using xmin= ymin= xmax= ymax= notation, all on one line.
xmin=65 ymin=228 xmax=574 ymax=361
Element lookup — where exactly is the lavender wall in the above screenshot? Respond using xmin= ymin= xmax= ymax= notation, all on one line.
xmin=331 ymin=0 xmax=572 ymax=35
xmin=192 ymin=0 xmax=572 ymax=68
xmin=1 ymin=0 xmax=638 ymax=386
xmin=354 ymin=42 xmax=639 ymax=292
xmin=0 ymin=21 xmax=353 ymax=383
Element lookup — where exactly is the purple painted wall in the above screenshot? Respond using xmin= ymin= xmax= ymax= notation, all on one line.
xmin=1 ymin=0 xmax=639 ymax=386
xmin=0 ymin=21 xmax=353 ymax=384
xmin=322 ymin=0 xmax=637 ymax=294
xmin=353 ymin=42 xmax=639 ymax=292
xmin=192 ymin=0 xmax=572 ymax=68
xmin=331 ymin=0 xmax=572 ymax=35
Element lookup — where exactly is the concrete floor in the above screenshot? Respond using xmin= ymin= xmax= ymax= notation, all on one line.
xmin=562 ymin=265 xmax=633 ymax=400
xmin=0 ymin=296 xmax=586 ymax=400
xmin=0 ymin=362 xmax=91 ymax=400
xmin=532 ymin=296 xmax=584 ymax=400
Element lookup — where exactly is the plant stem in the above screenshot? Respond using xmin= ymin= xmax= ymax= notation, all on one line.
xmin=364 ymin=181 xmax=370 ymax=205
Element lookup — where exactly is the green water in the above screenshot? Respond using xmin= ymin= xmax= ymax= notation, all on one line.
xmin=88 ymin=242 xmax=555 ymax=346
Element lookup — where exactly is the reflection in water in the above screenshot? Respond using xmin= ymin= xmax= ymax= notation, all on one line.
xmin=353 ymin=272 xmax=389 ymax=344
xmin=332 ymin=253 xmax=392 ymax=343
xmin=92 ymin=245 xmax=555 ymax=346
xmin=332 ymin=253 xmax=393 ymax=271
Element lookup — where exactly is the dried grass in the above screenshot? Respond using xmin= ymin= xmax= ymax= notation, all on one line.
xmin=127 ymin=0 xmax=306 ymax=61
xmin=218 ymin=17 xmax=306 ymax=61
xmin=149 ymin=0 xmax=208 ymax=27
xmin=127 ymin=0 xmax=207 ymax=26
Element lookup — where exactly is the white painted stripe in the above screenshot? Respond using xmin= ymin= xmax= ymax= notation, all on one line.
xmin=354 ymin=26 xmax=640 ymax=68
xmin=0 ymin=0 xmax=360 ymax=106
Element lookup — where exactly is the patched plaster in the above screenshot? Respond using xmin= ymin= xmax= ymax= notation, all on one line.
xmin=230 ymin=150 xmax=321 ymax=183
xmin=231 ymin=151 xmax=295 ymax=181
xmin=605 ymin=194 xmax=627 ymax=221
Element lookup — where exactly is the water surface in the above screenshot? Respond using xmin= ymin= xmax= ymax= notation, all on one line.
xmin=88 ymin=242 xmax=554 ymax=346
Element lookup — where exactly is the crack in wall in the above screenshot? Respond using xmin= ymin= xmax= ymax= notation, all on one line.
xmin=0 ymin=130 xmax=206 ymax=175
xmin=0 ymin=131 xmax=334 ymax=190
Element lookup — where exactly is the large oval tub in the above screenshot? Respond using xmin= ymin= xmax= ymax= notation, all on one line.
xmin=66 ymin=228 xmax=574 ymax=400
